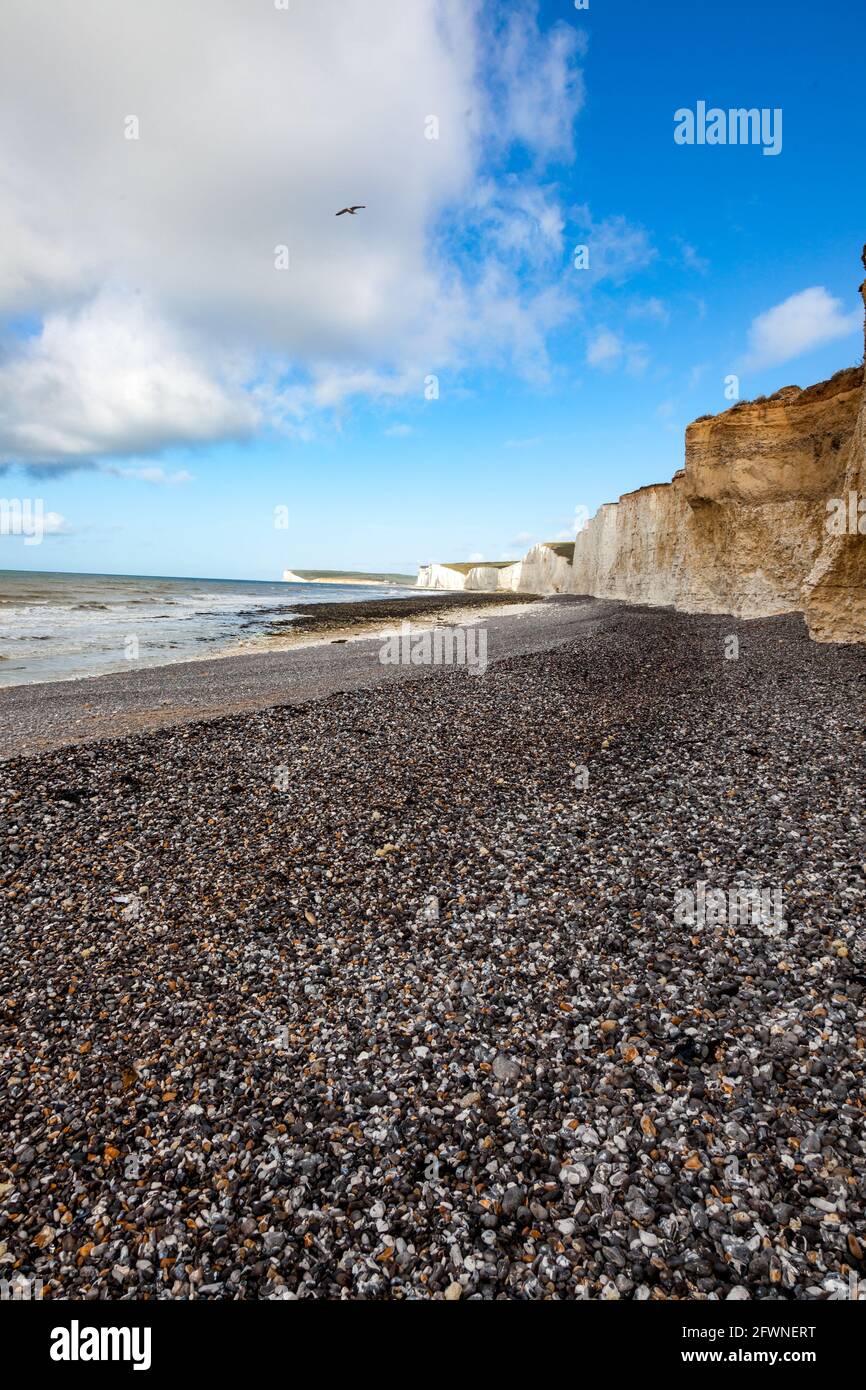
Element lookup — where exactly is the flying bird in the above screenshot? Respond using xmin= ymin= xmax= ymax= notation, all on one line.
xmin=336 ymin=205 xmax=365 ymax=216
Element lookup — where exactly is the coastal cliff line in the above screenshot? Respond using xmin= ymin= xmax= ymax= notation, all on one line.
xmin=417 ymin=248 xmax=866 ymax=644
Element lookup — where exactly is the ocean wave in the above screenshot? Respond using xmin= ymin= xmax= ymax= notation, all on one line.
xmin=0 ymin=572 xmax=412 ymax=686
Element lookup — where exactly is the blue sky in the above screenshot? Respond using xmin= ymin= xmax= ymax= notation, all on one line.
xmin=1 ymin=0 xmax=864 ymax=579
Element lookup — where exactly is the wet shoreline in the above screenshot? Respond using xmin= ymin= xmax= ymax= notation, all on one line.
xmin=0 ymin=594 xmax=582 ymax=760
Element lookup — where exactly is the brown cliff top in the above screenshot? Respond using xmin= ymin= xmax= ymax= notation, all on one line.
xmin=688 ymin=364 xmax=862 ymax=429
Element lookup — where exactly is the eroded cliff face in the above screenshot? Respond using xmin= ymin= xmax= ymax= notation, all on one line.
xmin=569 ymin=362 xmax=863 ymax=619
xmin=417 ymin=545 xmax=571 ymax=594
xmin=508 ymin=543 xmax=573 ymax=593
xmin=802 ymin=251 xmax=866 ymax=641
xmin=416 ymin=563 xmax=472 ymax=591
xmin=563 ymin=251 xmax=865 ymax=636
xmin=684 ymin=369 xmax=862 ymax=505
xmin=417 ymin=249 xmax=866 ymax=641
xmin=464 ymin=562 xmax=521 ymax=591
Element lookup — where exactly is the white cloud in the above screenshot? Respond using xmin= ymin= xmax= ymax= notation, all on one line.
xmin=490 ymin=10 xmax=586 ymax=159
xmin=585 ymin=327 xmax=649 ymax=376
xmin=104 ymin=464 xmax=195 ymax=485
xmin=0 ymin=0 xmax=595 ymax=465
xmin=472 ymin=180 xmax=566 ymax=267
xmin=676 ymin=239 xmax=709 ymax=274
xmin=627 ymin=296 xmax=669 ymax=325
xmin=0 ymin=292 xmax=256 ymax=464
xmin=384 ymin=424 xmax=413 ymax=438
xmin=468 ymin=552 xmax=485 ymax=563
xmin=553 ymin=504 xmax=591 ymax=541
xmin=586 ymin=328 xmax=623 ymax=369
xmin=743 ymin=286 xmax=861 ymax=370
xmin=572 ymin=207 xmax=657 ymax=284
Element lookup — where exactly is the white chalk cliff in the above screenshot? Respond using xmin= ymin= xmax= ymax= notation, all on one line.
xmin=417 ymin=248 xmax=866 ymax=644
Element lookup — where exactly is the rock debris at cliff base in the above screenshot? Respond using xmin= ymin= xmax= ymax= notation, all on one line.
xmin=1 ymin=607 xmax=865 ymax=1300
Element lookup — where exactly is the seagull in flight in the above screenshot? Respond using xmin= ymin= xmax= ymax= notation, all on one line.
xmin=336 ymin=205 xmax=365 ymax=216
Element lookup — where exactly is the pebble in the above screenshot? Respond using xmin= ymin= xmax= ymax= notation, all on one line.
xmin=492 ymin=1053 xmax=521 ymax=1083
xmin=0 ymin=607 xmax=864 ymax=1301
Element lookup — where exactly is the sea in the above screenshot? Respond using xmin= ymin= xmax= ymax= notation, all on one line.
xmin=0 ymin=570 xmax=417 ymax=687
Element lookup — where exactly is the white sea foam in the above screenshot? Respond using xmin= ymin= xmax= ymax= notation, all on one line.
xmin=0 ymin=570 xmax=414 ymax=686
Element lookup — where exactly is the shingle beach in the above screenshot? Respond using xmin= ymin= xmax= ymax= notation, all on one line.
xmin=1 ymin=603 xmax=865 ymax=1300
